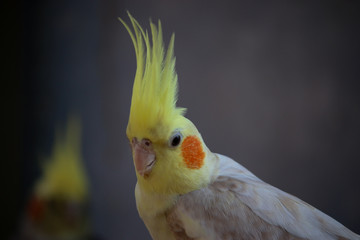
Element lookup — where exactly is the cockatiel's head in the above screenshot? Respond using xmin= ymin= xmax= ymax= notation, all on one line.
xmin=24 ymin=116 xmax=89 ymax=239
xmin=121 ymin=13 xmax=216 ymax=195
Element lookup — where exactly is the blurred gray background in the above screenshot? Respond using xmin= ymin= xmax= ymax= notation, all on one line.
xmin=4 ymin=0 xmax=360 ymax=239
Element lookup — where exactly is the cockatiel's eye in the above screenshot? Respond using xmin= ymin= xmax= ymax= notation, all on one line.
xmin=169 ymin=132 xmax=182 ymax=147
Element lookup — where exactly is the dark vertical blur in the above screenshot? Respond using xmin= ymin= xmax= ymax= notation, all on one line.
xmin=5 ymin=0 xmax=360 ymax=239
xmin=3 ymin=0 xmax=23 ymax=238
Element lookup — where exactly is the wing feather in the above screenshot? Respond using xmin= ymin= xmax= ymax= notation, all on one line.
xmin=166 ymin=154 xmax=359 ymax=240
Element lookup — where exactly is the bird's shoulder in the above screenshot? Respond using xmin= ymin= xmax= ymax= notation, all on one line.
xmin=165 ymin=154 xmax=359 ymax=240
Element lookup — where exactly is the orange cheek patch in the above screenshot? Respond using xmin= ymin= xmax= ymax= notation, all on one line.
xmin=27 ymin=196 xmax=44 ymax=222
xmin=181 ymin=135 xmax=205 ymax=169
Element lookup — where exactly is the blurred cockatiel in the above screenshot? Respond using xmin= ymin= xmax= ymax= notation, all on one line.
xmin=120 ymin=13 xmax=360 ymax=240
xmin=21 ymin=117 xmax=90 ymax=240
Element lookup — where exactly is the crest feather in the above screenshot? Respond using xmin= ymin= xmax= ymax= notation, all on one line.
xmin=35 ymin=116 xmax=88 ymax=201
xmin=120 ymin=12 xmax=186 ymax=139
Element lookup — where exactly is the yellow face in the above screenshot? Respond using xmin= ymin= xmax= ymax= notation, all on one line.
xmin=127 ymin=117 xmax=210 ymax=194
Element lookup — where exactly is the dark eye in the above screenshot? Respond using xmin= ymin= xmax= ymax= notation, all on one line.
xmin=169 ymin=133 xmax=182 ymax=147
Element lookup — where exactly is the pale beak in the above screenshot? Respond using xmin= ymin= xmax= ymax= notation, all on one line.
xmin=131 ymin=138 xmax=156 ymax=178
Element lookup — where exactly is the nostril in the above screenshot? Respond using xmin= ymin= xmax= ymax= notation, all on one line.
xmin=143 ymin=139 xmax=151 ymax=147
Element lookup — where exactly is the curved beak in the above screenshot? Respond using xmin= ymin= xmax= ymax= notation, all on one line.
xmin=131 ymin=138 xmax=156 ymax=178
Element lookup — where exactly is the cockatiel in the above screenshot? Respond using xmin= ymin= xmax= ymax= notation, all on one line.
xmin=21 ymin=117 xmax=90 ymax=240
xmin=120 ymin=13 xmax=360 ymax=240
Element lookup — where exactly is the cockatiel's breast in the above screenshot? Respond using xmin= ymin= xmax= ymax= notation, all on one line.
xmin=135 ymin=183 xmax=178 ymax=240
xmin=164 ymin=154 xmax=359 ymax=240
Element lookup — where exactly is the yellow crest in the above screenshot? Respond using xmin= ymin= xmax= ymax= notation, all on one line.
xmin=35 ymin=116 xmax=88 ymax=201
xmin=120 ymin=12 xmax=186 ymax=140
